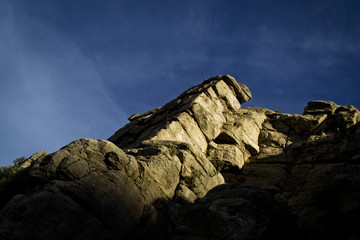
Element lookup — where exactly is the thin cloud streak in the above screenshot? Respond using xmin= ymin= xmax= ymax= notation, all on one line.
xmin=0 ymin=2 xmax=127 ymax=165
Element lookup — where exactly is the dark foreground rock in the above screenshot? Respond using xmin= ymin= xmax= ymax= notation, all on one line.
xmin=1 ymin=75 xmax=359 ymax=240
xmin=168 ymin=183 xmax=300 ymax=240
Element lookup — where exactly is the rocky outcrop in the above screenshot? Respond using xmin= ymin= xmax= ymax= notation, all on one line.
xmin=1 ymin=75 xmax=359 ymax=240
xmin=234 ymin=102 xmax=360 ymax=240
xmin=109 ymin=75 xmax=259 ymax=173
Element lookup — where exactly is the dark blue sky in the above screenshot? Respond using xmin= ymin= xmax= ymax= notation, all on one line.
xmin=1 ymin=0 xmax=360 ymax=165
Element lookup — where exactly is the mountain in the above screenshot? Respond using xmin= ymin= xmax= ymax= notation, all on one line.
xmin=1 ymin=75 xmax=359 ymax=240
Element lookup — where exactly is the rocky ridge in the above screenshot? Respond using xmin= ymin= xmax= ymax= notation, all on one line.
xmin=0 ymin=75 xmax=359 ymax=240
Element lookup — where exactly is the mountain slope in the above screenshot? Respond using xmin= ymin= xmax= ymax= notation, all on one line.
xmin=1 ymin=75 xmax=359 ymax=240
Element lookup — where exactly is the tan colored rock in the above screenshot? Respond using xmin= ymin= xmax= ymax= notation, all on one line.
xmin=108 ymin=75 xmax=252 ymax=155
xmin=203 ymin=75 xmax=252 ymax=104
xmin=333 ymin=105 xmax=360 ymax=129
xmin=19 ymin=151 xmax=48 ymax=169
xmin=0 ymin=139 xmax=145 ymax=239
xmin=303 ymin=100 xmax=340 ymax=114
xmin=190 ymin=92 xmax=226 ymax=141
xmin=212 ymin=80 xmax=241 ymax=111
xmin=124 ymin=146 xmax=182 ymax=203
xmin=2 ymin=74 xmax=360 ymax=240
xmin=207 ymin=142 xmax=245 ymax=170
xmin=176 ymin=145 xmax=224 ymax=200
xmin=176 ymin=112 xmax=208 ymax=152
xmin=131 ymin=139 xmax=224 ymax=202
xmin=219 ymin=108 xmax=268 ymax=158
xmin=237 ymin=104 xmax=360 ymax=240
xmin=0 ymin=137 xmax=222 ymax=239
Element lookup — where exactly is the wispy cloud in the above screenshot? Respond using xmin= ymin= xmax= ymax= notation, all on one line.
xmin=1 ymin=0 xmax=359 ymax=165
xmin=0 ymin=2 xmax=127 ymax=165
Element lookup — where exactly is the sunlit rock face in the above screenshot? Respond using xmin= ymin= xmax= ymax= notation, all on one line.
xmin=1 ymin=75 xmax=359 ymax=240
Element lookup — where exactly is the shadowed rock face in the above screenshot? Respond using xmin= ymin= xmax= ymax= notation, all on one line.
xmin=168 ymin=183 xmax=300 ymax=240
xmin=1 ymin=75 xmax=360 ymax=240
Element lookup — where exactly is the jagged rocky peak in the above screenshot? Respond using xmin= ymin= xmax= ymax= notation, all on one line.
xmin=109 ymin=74 xmax=251 ymax=150
xmin=108 ymin=75 xmax=360 ymax=239
xmin=1 ymin=75 xmax=360 ymax=240
xmin=108 ymin=74 xmax=261 ymax=171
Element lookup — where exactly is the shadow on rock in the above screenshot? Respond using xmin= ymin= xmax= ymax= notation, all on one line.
xmin=154 ymin=183 xmax=300 ymax=240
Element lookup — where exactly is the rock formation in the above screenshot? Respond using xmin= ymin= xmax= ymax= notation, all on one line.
xmin=0 ymin=75 xmax=359 ymax=240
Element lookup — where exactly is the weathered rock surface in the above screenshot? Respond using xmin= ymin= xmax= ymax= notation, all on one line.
xmin=168 ymin=183 xmax=300 ymax=240
xmin=1 ymin=75 xmax=360 ymax=240
xmin=108 ymin=75 xmax=252 ymax=153
xmin=228 ymin=101 xmax=360 ymax=240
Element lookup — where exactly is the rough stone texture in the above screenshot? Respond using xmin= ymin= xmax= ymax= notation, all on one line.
xmin=0 ymin=141 xmax=224 ymax=239
xmin=19 ymin=151 xmax=48 ymax=169
xmin=169 ymin=183 xmax=299 ymax=240
xmin=108 ymin=74 xmax=252 ymax=153
xmin=0 ymin=139 xmax=146 ymax=240
xmin=303 ymin=100 xmax=340 ymax=114
xmin=1 ymin=75 xmax=360 ymax=240
xmin=232 ymin=103 xmax=360 ymax=240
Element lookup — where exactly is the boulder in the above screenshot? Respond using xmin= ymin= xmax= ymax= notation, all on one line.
xmin=0 ymin=139 xmax=144 ymax=240
xmin=303 ymin=100 xmax=340 ymax=114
